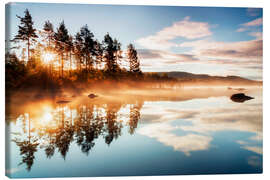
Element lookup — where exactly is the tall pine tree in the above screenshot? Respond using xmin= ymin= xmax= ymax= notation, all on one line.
xmin=54 ymin=21 xmax=69 ymax=78
xmin=74 ymin=32 xmax=84 ymax=71
xmin=103 ymin=33 xmax=121 ymax=72
xmin=79 ymin=25 xmax=95 ymax=71
xmin=43 ymin=20 xmax=54 ymax=48
xmin=13 ymin=9 xmax=38 ymax=65
xmin=94 ymin=40 xmax=104 ymax=69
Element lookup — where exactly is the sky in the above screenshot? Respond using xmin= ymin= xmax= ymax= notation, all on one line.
xmin=6 ymin=2 xmax=263 ymax=80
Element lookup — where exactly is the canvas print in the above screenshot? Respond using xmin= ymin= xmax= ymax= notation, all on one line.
xmin=5 ymin=2 xmax=263 ymax=178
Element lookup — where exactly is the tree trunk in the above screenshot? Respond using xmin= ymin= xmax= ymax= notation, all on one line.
xmin=69 ymin=52 xmax=72 ymax=76
xmin=61 ymin=53 xmax=64 ymax=78
xmin=58 ymin=55 xmax=61 ymax=78
xmin=27 ymin=38 xmax=30 ymax=66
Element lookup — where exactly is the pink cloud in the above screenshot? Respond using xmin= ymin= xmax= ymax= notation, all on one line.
xmin=236 ymin=18 xmax=262 ymax=32
xmin=236 ymin=27 xmax=247 ymax=32
xmin=180 ymin=39 xmax=262 ymax=61
xmin=248 ymin=32 xmax=262 ymax=40
xmin=136 ymin=16 xmax=212 ymax=50
xmin=242 ymin=18 xmax=263 ymax=27
xmin=137 ymin=49 xmax=198 ymax=63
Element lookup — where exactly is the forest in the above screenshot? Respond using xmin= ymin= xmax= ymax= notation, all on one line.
xmin=6 ymin=9 xmax=176 ymax=95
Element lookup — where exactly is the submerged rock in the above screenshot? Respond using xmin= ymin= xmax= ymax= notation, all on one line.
xmin=230 ymin=93 xmax=254 ymax=103
xmin=88 ymin=93 xmax=98 ymax=99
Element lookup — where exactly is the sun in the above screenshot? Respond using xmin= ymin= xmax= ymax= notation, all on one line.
xmin=42 ymin=52 xmax=55 ymax=64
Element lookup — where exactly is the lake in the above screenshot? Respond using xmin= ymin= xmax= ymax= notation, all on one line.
xmin=5 ymin=87 xmax=262 ymax=178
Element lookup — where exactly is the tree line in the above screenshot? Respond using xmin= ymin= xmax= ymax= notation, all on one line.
xmin=10 ymin=9 xmax=141 ymax=78
xmin=6 ymin=9 xmax=176 ymax=91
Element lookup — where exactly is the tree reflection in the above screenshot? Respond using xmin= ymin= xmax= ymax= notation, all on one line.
xmin=104 ymin=103 xmax=123 ymax=145
xmin=129 ymin=102 xmax=143 ymax=134
xmin=12 ymin=99 xmax=143 ymax=171
xmin=12 ymin=114 xmax=39 ymax=171
xmin=74 ymin=104 xmax=104 ymax=155
xmin=54 ymin=104 xmax=74 ymax=159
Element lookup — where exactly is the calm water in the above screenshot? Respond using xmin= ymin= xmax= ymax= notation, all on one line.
xmin=5 ymin=87 xmax=262 ymax=178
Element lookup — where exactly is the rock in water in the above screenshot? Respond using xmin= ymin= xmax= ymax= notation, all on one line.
xmin=230 ymin=93 xmax=254 ymax=103
xmin=88 ymin=93 xmax=98 ymax=99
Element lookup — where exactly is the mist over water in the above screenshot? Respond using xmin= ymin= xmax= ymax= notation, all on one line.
xmin=5 ymin=86 xmax=262 ymax=178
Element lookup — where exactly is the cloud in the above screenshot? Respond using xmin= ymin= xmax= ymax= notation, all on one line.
xmin=236 ymin=18 xmax=262 ymax=32
xmin=242 ymin=18 xmax=263 ymax=27
xmin=180 ymin=39 xmax=262 ymax=61
xmin=136 ymin=16 xmax=212 ymax=50
xmin=135 ymin=16 xmax=261 ymax=79
xmin=138 ymin=91 xmax=262 ymax=156
xmin=180 ymin=108 xmax=262 ymax=135
xmin=140 ymin=96 xmax=262 ymax=139
xmin=236 ymin=139 xmax=262 ymax=156
xmin=242 ymin=146 xmax=263 ymax=155
xmin=137 ymin=39 xmax=262 ymax=80
xmin=236 ymin=28 xmax=247 ymax=33
xmin=249 ymin=134 xmax=263 ymax=141
xmin=137 ymin=49 xmax=200 ymax=69
xmin=140 ymin=103 xmax=200 ymax=124
xmin=248 ymin=32 xmax=262 ymax=40
xmin=138 ymin=123 xmax=212 ymax=156
xmin=137 ymin=49 xmax=198 ymax=64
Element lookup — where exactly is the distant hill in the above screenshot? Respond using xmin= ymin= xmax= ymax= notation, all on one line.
xmin=154 ymin=71 xmax=262 ymax=86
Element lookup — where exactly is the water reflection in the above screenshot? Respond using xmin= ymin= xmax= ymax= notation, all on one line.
xmin=6 ymin=87 xmax=262 ymax=175
xmin=138 ymin=91 xmax=262 ymax=156
xmin=10 ymin=97 xmax=143 ymax=171
xmin=12 ymin=114 xmax=39 ymax=171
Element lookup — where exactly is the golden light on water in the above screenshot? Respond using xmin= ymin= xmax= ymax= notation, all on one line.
xmin=39 ymin=106 xmax=53 ymax=125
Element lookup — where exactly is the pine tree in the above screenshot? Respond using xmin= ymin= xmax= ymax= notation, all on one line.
xmin=113 ymin=39 xmax=122 ymax=69
xmin=74 ymin=32 xmax=84 ymax=71
xmin=103 ymin=33 xmax=121 ymax=72
xmin=67 ymin=35 xmax=74 ymax=75
xmin=13 ymin=9 xmax=38 ymax=65
xmin=43 ymin=20 xmax=54 ymax=48
xmin=54 ymin=21 xmax=69 ymax=78
xmin=127 ymin=44 xmax=140 ymax=73
xmin=103 ymin=33 xmax=114 ymax=71
xmin=78 ymin=25 xmax=95 ymax=71
xmin=94 ymin=40 xmax=104 ymax=69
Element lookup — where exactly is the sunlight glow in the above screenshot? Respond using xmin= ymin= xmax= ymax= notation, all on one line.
xmin=42 ymin=52 xmax=55 ymax=64
xmin=39 ymin=107 xmax=53 ymax=125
